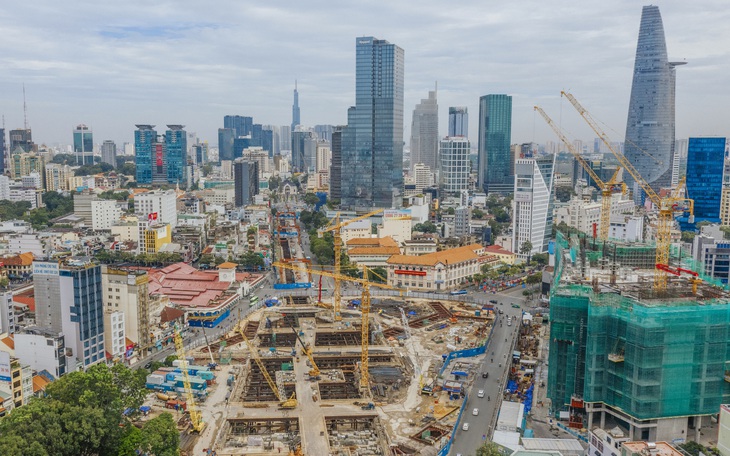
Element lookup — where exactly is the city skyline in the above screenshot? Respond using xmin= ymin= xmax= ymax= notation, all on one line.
xmin=0 ymin=1 xmax=728 ymax=149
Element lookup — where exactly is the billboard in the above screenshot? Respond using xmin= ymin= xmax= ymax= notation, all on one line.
xmin=32 ymin=261 xmax=60 ymax=277
xmin=0 ymin=351 xmax=11 ymax=382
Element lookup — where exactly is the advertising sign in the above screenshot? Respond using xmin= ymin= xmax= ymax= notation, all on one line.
xmin=32 ymin=261 xmax=60 ymax=277
xmin=0 ymin=351 xmax=11 ymax=382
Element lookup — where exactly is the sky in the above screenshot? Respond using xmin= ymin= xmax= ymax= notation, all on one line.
xmin=1 ymin=0 xmax=729 ymax=149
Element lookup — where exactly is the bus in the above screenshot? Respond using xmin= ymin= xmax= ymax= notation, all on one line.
xmin=449 ymin=290 xmax=467 ymax=296
xmin=249 ymin=295 xmax=260 ymax=306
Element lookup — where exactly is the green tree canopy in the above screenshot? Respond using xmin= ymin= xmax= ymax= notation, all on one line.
xmin=413 ymin=221 xmax=438 ymax=234
xmin=303 ymin=192 xmax=321 ymax=206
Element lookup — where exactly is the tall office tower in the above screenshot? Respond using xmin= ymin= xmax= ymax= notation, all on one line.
xmin=234 ymin=159 xmax=259 ymax=207
xmin=165 ymin=125 xmax=187 ymax=186
xmin=134 ymin=125 xmax=157 ymax=184
xmin=0 ymin=128 xmax=5 ymax=175
xmin=314 ymin=125 xmax=334 ymax=143
xmin=330 ymin=127 xmax=343 ymax=200
xmin=280 ymin=125 xmax=292 ymax=152
xmin=134 ymin=189 xmax=178 ymax=229
xmin=224 ymin=115 xmax=253 ymax=138
xmin=341 ymin=36 xmax=405 ymax=209
xmin=251 ymin=124 xmax=263 ymax=147
xmin=33 ymin=259 xmax=105 ymax=369
xmin=448 ymin=107 xmax=468 ymax=137
xmin=218 ymin=128 xmax=235 ymax=162
xmin=684 ymin=138 xmax=726 ymax=225
xmin=9 ymin=128 xmax=34 ymax=153
xmin=292 ymin=81 xmax=301 ymax=132
xmin=101 ymin=140 xmax=116 ymax=166
xmin=672 ymin=138 xmax=689 ymax=187
xmin=409 ymin=89 xmax=439 ymax=173
xmin=624 ymin=5 xmax=684 ymax=201
xmin=440 ymin=136 xmax=471 ymax=194
xmin=292 ymin=130 xmax=316 ymax=173
xmin=73 ymin=124 xmax=94 ymax=166
xmin=413 ymin=163 xmax=433 ymax=193
xmin=192 ymin=143 xmax=208 ymax=165
xmin=512 ymin=155 xmax=555 ymax=260
xmin=263 ymin=125 xmax=280 ymax=156
xmin=261 ymin=128 xmax=273 ymax=157
xmin=477 ymin=94 xmax=513 ymax=194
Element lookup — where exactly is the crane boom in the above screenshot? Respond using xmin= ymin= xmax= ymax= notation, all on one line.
xmin=291 ymin=327 xmax=320 ymax=378
xmin=319 ymin=209 xmax=384 ymax=321
xmin=173 ymin=326 xmax=204 ymax=432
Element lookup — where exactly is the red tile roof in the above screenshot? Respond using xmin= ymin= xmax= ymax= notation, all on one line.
xmin=2 ymin=252 xmax=34 ymax=267
xmin=13 ymin=289 xmax=35 ymax=312
xmin=485 ymin=245 xmax=514 ymax=255
xmin=1 ymin=336 xmax=14 ymax=350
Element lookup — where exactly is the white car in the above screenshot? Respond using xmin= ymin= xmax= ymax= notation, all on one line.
xmin=478 ymin=390 xmax=485 ymax=398
xmin=462 ymin=422 xmax=469 ymax=431
xmin=472 ymin=408 xmax=479 ymax=416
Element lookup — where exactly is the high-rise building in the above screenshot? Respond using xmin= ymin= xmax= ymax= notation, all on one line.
xmin=448 ymin=107 xmax=468 ymax=138
xmin=165 ymin=125 xmax=187 ymax=186
xmin=73 ymin=124 xmax=94 ymax=166
xmin=341 ymin=36 xmax=405 ymax=209
xmin=314 ymin=125 xmax=334 ymax=143
xmin=478 ymin=94 xmax=513 ymax=194
xmin=101 ymin=267 xmax=150 ymax=356
xmin=32 ymin=259 xmax=105 ymax=369
xmin=292 ymin=130 xmax=316 ymax=173
xmin=684 ymin=137 xmax=726 ymax=225
xmin=624 ymin=5 xmax=684 ymax=201
xmin=279 ymin=125 xmax=292 ymax=152
xmin=512 ymin=155 xmax=555 ymax=259
xmin=330 ymin=127 xmax=343 ymax=201
xmin=218 ymin=128 xmax=235 ymax=162
xmin=101 ymin=140 xmax=116 ymax=166
xmin=134 ymin=189 xmax=178 ymax=229
xmin=413 ymin=163 xmax=433 ymax=193
xmin=454 ymin=206 xmax=471 ymax=238
xmin=440 ymin=136 xmax=471 ymax=194
xmin=9 ymin=129 xmax=34 ymax=153
xmin=134 ymin=125 xmax=157 ymax=184
xmin=234 ymin=159 xmax=259 ymax=207
xmin=672 ymin=138 xmax=689 ymax=187
xmin=409 ymin=89 xmax=439 ymax=173
xmin=224 ymin=115 xmax=253 ymax=138
xmin=0 ymin=128 xmax=6 ymax=175
xmin=292 ymin=81 xmax=301 ymax=132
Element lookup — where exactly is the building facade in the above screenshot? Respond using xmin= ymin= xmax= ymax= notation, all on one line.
xmin=73 ymin=124 xmax=94 ymax=166
xmin=45 ymin=163 xmax=71 ymax=192
xmin=478 ymin=94 xmax=513 ymax=194
xmin=134 ymin=190 xmax=178 ymax=229
xmin=684 ymin=137 xmax=726 ymax=225
xmin=512 ymin=155 xmax=555 ymax=259
xmin=165 ymin=125 xmax=187 ymax=186
xmin=386 ymin=244 xmax=486 ymax=291
xmin=101 ymin=267 xmax=150 ymax=356
xmin=134 ymin=125 xmax=156 ymax=184
xmin=409 ymin=89 xmax=439 ymax=173
xmin=100 ymin=140 xmax=117 ymax=166
xmin=234 ymin=159 xmax=259 ymax=207
xmin=624 ymin=5 xmax=682 ymax=201
xmin=91 ymin=200 xmax=122 ymax=231
xmin=341 ymin=36 xmax=404 ymax=209
xmin=440 ymin=137 xmax=471 ymax=194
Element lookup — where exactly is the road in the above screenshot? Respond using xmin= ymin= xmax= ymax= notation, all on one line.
xmin=449 ymin=290 xmax=527 ymax=456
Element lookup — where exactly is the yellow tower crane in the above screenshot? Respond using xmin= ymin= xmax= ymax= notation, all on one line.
xmin=318 ymin=209 xmax=384 ymax=321
xmin=272 ymin=261 xmax=403 ymax=388
xmin=534 ymin=105 xmax=625 ymax=241
xmin=236 ymin=321 xmax=298 ymax=409
xmin=172 ymin=325 xmax=204 ymax=433
xmin=561 ymin=91 xmax=694 ymax=293
xmin=291 ymin=327 xmax=320 ymax=378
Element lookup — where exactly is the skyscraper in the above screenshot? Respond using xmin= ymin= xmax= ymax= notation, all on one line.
xmin=448 ymin=107 xmax=468 ymax=138
xmin=440 ymin=136 xmax=470 ymax=194
xmin=329 ymin=127 xmax=343 ymax=201
xmin=134 ymin=125 xmax=157 ymax=184
xmin=409 ymin=89 xmax=439 ymax=173
xmin=292 ymin=81 xmax=301 ymax=132
xmin=8 ymin=128 xmax=34 ymax=153
xmin=341 ymin=36 xmax=404 ymax=209
xmin=218 ymin=128 xmax=235 ymax=162
xmin=101 ymin=140 xmax=116 ymax=166
xmin=165 ymin=125 xmax=187 ymax=186
xmin=0 ymin=128 xmax=5 ymax=175
xmin=624 ymin=5 xmax=684 ymax=201
xmin=478 ymin=94 xmax=513 ymax=194
xmin=73 ymin=124 xmax=94 ymax=166
xmin=512 ymin=155 xmax=555 ymax=259
xmin=224 ymin=115 xmax=253 ymax=138
xmin=684 ymin=137 xmax=726 ymax=225
xmin=234 ymin=159 xmax=259 ymax=207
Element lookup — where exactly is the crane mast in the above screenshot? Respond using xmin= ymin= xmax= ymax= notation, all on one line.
xmin=173 ymin=326 xmax=204 ymax=432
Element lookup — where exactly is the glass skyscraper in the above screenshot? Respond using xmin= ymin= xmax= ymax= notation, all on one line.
xmin=409 ymin=89 xmax=439 ymax=173
xmin=292 ymin=81 xmax=300 ymax=132
xmin=341 ymin=36 xmax=404 ymax=209
xmin=448 ymin=107 xmax=468 ymax=137
xmin=224 ymin=115 xmax=253 ymax=138
xmin=73 ymin=124 xmax=94 ymax=166
xmin=165 ymin=125 xmax=187 ymax=186
xmin=684 ymin=137 xmax=726 ymax=226
xmin=624 ymin=5 xmax=684 ymax=201
xmin=477 ymin=94 xmax=513 ymax=194
xmin=134 ymin=125 xmax=156 ymax=184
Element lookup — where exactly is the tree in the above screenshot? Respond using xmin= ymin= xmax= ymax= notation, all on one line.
xmin=476 ymin=441 xmax=502 ymax=456
xmin=526 ymin=272 xmax=542 ymax=284
xmin=446 ymin=207 xmax=455 ymax=215
xmin=303 ymin=192 xmax=321 ymax=207
xmin=413 ymin=221 xmax=438 ymax=234
xmin=237 ymin=251 xmax=265 ymax=270
xmin=367 ymin=267 xmax=388 ymax=283
xmin=472 ymin=208 xmax=485 ymax=219
xmin=681 ymin=231 xmax=696 ymax=243
xmin=531 ymin=253 xmax=549 ymax=266
xmin=118 ymin=162 xmax=136 ymax=176
xmin=140 ymin=413 xmax=179 ymax=456
xmin=520 ymin=241 xmax=533 ymax=263
xmin=163 ymin=355 xmax=178 ymax=367
xmin=0 ymin=277 xmax=9 ymax=289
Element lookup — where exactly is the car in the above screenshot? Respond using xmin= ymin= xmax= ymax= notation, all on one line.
xmin=462 ymin=422 xmax=470 ymax=431
xmin=482 ymin=372 xmax=488 ymax=378
xmin=489 ymin=299 xmax=498 ymax=304
xmin=498 ymin=309 xmax=504 ymax=314
xmin=512 ymin=303 xmax=521 ymax=308
xmin=472 ymin=408 xmax=479 ymax=416
xmin=478 ymin=390 xmax=485 ymax=398
xmin=144 ymin=362 xmax=152 ymax=370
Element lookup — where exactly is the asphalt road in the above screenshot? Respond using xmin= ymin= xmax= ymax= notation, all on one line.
xmin=449 ymin=292 xmax=527 ymax=456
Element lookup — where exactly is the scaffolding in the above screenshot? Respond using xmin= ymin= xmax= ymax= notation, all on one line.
xmin=548 ymin=231 xmax=730 ymax=421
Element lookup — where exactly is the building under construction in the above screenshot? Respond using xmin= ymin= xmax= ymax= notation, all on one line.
xmin=547 ymin=231 xmax=730 ymax=442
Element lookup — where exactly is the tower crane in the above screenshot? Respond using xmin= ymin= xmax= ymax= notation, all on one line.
xmin=272 ymin=260 xmax=403 ymax=388
xmin=172 ymin=325 xmax=204 ymax=433
xmin=534 ymin=106 xmax=626 ymax=241
xmin=318 ymin=209 xmax=384 ymax=321
xmin=290 ymin=327 xmax=320 ymax=379
xmin=561 ymin=91 xmax=694 ymax=293
xmin=236 ymin=321 xmax=298 ymax=409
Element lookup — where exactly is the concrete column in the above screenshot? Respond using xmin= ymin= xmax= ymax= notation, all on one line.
xmin=600 ymin=410 xmax=606 ymax=429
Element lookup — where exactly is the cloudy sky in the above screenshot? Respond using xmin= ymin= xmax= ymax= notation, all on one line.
xmin=1 ymin=0 xmax=728 ymax=149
